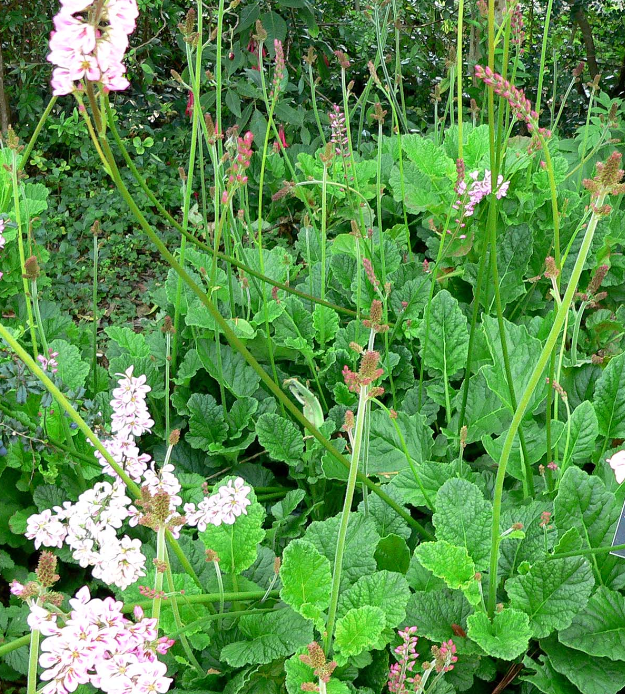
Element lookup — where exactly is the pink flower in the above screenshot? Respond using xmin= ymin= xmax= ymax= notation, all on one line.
xmin=25 ymin=509 xmax=67 ymax=549
xmin=276 ymin=123 xmax=288 ymax=149
xmin=47 ymin=0 xmax=138 ymax=95
xmin=185 ymin=90 xmax=194 ymax=118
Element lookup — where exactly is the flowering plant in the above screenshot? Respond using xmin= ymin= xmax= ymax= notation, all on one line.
xmin=2 ymin=1 xmax=625 ymax=693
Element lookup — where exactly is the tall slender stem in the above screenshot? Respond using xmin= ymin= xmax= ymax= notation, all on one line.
xmin=487 ymin=197 xmax=606 ymax=617
xmin=325 ymin=377 xmax=371 ymax=654
xmin=26 ymin=626 xmax=40 ymax=694
xmin=11 ymin=152 xmax=38 ymax=358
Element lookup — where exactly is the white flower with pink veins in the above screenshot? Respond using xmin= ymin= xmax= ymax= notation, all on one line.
xmin=25 ymin=509 xmax=67 ymax=549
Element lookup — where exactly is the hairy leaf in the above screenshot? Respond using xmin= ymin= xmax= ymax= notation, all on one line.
xmin=506 ymin=556 xmax=594 ymax=638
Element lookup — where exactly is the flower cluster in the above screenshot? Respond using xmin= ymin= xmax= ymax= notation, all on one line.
xmin=510 ymin=2 xmax=525 ymax=49
xmin=95 ymin=366 xmax=153 ymax=482
xmin=299 ymin=642 xmax=337 ymax=690
xmin=38 ymin=348 xmax=60 ymax=374
xmin=431 ymin=639 xmax=458 ymax=673
xmin=25 ymin=481 xmax=146 ymax=590
xmin=32 ymin=587 xmax=173 ymax=694
xmin=388 ymin=628 xmax=458 ymax=694
xmin=329 ymin=104 xmax=349 ymax=158
xmin=11 ymin=552 xmax=64 ymax=628
xmin=24 ymin=368 xmax=188 ymax=588
xmin=474 ymin=65 xmax=551 ymax=139
xmin=388 ymin=627 xmax=418 ymax=694
xmin=48 ymin=0 xmax=139 ymax=96
xmin=222 ymin=131 xmax=254 ymax=204
xmin=342 ymin=350 xmax=384 ymax=396
xmin=453 ymin=169 xmax=510 ymax=229
xmin=269 ymin=39 xmax=285 ymax=101
xmin=184 ymin=477 xmax=252 ymax=531
xmin=583 ymin=151 xmax=625 ymax=206
xmin=511 ymin=11 xmax=525 ymax=49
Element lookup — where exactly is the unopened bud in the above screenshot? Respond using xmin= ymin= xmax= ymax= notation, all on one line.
xmin=23 ymin=255 xmax=41 ymax=280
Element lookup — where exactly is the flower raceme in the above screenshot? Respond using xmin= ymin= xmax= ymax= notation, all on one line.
xmin=453 ymin=168 xmax=510 ymax=230
xmin=31 ymin=586 xmax=173 ymax=694
xmin=48 ymin=0 xmax=139 ymax=95
xmin=474 ymin=65 xmax=551 ymax=140
xmin=184 ymin=477 xmax=253 ymax=530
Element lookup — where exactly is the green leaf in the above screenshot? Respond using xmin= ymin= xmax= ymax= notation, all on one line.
xmin=418 ymin=290 xmax=468 ymax=378
xmin=334 ymin=605 xmax=386 ymax=659
xmin=541 ymin=635 xmax=625 ymax=694
xmin=594 ymin=352 xmax=625 ymax=440
xmin=559 ymin=586 xmax=625 ymax=660
xmin=304 ymin=513 xmax=379 ymax=590
xmin=520 ymin=655 xmax=581 ymax=694
xmin=220 ymin=608 xmax=312 ymax=667
xmin=174 ymin=348 xmax=203 ymax=385
xmin=358 ymin=487 xmax=410 ymax=540
xmin=199 ymin=480 xmax=265 ymax=574
xmin=374 ymin=534 xmax=411 ymax=574
xmin=198 ymin=340 xmax=260 ymax=397
xmin=337 ymin=570 xmax=410 ymax=631
xmin=499 ymin=501 xmax=557 ymax=579
xmin=259 ymin=10 xmax=288 ymax=45
xmin=451 ymin=369 xmax=511 ymax=443
xmin=48 ymin=339 xmax=90 ymax=390
xmin=505 ymin=555 xmax=594 ymax=638
xmin=414 ymin=541 xmax=476 ymax=590
xmin=563 ymin=400 xmax=599 ymax=467
xmin=105 ymin=326 xmax=150 ymax=358
xmin=280 ymin=539 xmax=332 ymax=627
xmin=186 ymin=393 xmax=228 ymax=451
xmin=367 ymin=411 xmax=433 ymax=475
xmin=390 ymin=162 xmax=440 ymax=215
xmin=434 ymin=479 xmax=492 ymax=570
xmin=273 ymin=297 xmax=314 ymax=348
xmin=313 ymin=304 xmax=339 ymax=345
xmin=482 ymin=316 xmax=547 ymax=413
xmin=467 ymin=608 xmax=532 ymax=660
xmin=483 ymin=419 xmax=565 ymax=483
xmin=256 ymin=413 xmax=303 ymax=466
xmin=554 ymin=467 xmax=625 ymax=587
xmin=9 ymin=506 xmax=37 ymax=535
xmin=402 ymin=135 xmax=456 ymax=179
xmin=391 ymin=460 xmax=475 ymax=510
xmin=406 ymin=588 xmax=472 ymax=644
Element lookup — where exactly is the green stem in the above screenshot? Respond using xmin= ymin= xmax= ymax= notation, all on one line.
xmin=152 ymin=527 xmax=167 ymax=622
xmin=92 ymin=232 xmax=99 ymax=394
xmin=325 ymin=379 xmax=370 ymax=654
xmin=94 ymin=133 xmax=430 ymax=535
xmin=456 ymin=0 xmax=464 ymax=160
xmin=549 ymin=542 xmax=625 ymax=561
xmin=11 ymin=152 xmax=38 ymax=359
xmin=172 ymin=5 xmax=204 ymax=372
xmin=0 ymin=634 xmax=30 ymax=658
xmin=0 ymin=324 xmax=203 ymax=590
xmin=26 ymin=626 xmax=40 ymax=694
xmin=164 ymin=549 xmax=204 ymax=674
xmin=123 ymin=590 xmax=280 ymax=613
xmin=487 ymin=197 xmax=606 ymax=617
xmin=18 ymin=96 xmax=57 ymax=172
xmin=534 ymin=0 xmax=554 ymax=117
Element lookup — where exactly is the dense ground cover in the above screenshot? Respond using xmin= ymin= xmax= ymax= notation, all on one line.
xmin=1 ymin=1 xmax=625 ymax=693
